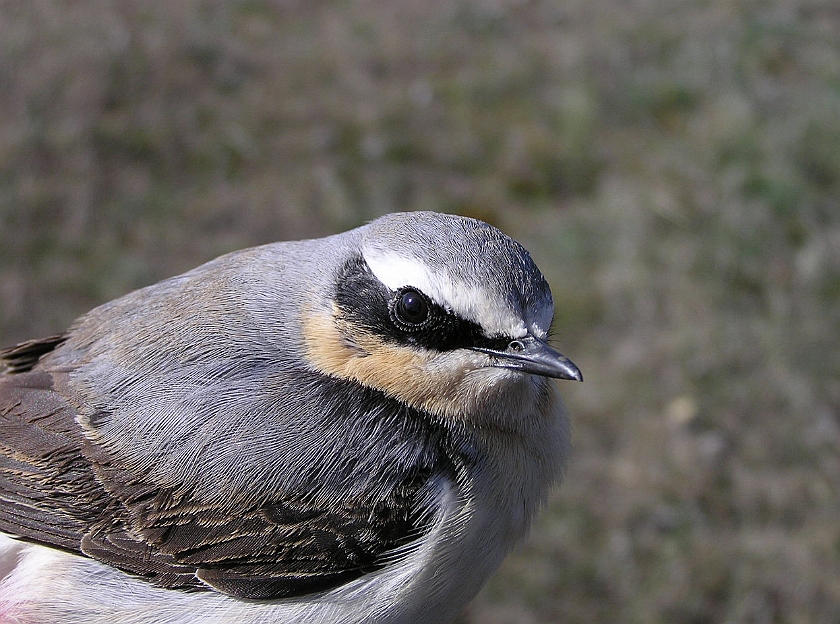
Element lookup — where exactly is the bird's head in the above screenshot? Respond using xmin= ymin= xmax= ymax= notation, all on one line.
xmin=302 ymin=212 xmax=581 ymax=422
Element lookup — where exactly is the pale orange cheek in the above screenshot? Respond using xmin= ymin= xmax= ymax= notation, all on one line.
xmin=301 ymin=311 xmax=482 ymax=418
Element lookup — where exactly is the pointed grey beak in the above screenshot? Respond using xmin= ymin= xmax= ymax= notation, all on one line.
xmin=473 ymin=336 xmax=583 ymax=381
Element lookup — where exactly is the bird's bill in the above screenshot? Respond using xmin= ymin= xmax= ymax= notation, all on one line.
xmin=472 ymin=336 xmax=583 ymax=381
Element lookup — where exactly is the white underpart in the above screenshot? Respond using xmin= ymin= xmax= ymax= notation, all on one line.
xmin=363 ymin=250 xmax=540 ymax=339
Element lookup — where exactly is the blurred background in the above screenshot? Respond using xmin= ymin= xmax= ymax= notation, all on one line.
xmin=1 ymin=1 xmax=838 ymax=622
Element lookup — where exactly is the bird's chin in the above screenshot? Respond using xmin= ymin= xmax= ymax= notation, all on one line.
xmin=425 ymin=365 xmax=548 ymax=424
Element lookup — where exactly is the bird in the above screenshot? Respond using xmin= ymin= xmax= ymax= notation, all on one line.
xmin=0 ymin=211 xmax=581 ymax=624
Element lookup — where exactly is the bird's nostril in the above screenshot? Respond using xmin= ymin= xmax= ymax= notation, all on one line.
xmin=508 ymin=340 xmax=525 ymax=352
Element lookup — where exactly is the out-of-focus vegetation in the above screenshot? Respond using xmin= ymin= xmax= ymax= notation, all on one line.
xmin=1 ymin=1 xmax=838 ymax=622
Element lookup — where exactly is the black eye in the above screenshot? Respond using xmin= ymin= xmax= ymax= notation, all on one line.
xmin=394 ymin=288 xmax=429 ymax=326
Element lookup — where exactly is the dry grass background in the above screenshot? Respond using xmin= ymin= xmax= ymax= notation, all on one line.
xmin=1 ymin=1 xmax=839 ymax=622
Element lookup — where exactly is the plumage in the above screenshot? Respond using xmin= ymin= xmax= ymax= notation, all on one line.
xmin=0 ymin=211 xmax=580 ymax=624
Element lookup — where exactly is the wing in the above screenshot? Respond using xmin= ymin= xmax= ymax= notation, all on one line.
xmin=0 ymin=337 xmax=452 ymax=600
xmin=0 ymin=365 xmax=107 ymax=551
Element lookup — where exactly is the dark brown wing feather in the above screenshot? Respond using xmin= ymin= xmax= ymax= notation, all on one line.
xmin=0 ymin=336 xmax=444 ymax=600
xmin=0 ymin=334 xmax=67 ymax=373
xmin=0 ymin=369 xmax=108 ymax=550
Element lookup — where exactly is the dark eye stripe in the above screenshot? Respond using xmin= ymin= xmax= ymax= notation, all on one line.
xmin=334 ymin=256 xmax=511 ymax=353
